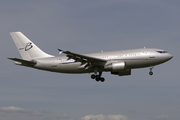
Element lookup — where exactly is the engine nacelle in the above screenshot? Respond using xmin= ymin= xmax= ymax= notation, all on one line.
xmin=104 ymin=62 xmax=131 ymax=76
xmin=104 ymin=62 xmax=125 ymax=71
xmin=111 ymin=69 xmax=131 ymax=76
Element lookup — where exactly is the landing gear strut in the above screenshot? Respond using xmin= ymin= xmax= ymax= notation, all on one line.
xmin=91 ymin=72 xmax=105 ymax=82
xmin=149 ymin=66 xmax=154 ymax=75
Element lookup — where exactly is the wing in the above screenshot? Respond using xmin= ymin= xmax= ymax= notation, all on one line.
xmin=59 ymin=49 xmax=107 ymax=69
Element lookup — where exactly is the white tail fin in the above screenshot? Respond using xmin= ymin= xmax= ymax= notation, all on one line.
xmin=10 ymin=32 xmax=54 ymax=60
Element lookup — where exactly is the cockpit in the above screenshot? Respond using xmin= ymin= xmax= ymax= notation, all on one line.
xmin=157 ymin=51 xmax=168 ymax=53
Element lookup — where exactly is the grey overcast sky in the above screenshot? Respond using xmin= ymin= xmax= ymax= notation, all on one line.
xmin=0 ymin=0 xmax=180 ymax=120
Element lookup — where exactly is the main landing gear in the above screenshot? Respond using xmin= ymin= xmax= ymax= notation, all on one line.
xmin=91 ymin=72 xmax=105 ymax=82
xmin=149 ymin=66 xmax=154 ymax=75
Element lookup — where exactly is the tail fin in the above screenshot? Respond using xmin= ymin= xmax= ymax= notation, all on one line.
xmin=10 ymin=32 xmax=54 ymax=60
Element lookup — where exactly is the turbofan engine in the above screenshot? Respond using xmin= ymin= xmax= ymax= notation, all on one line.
xmin=104 ymin=62 xmax=131 ymax=76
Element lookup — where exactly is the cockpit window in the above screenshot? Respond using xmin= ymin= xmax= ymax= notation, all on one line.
xmin=157 ymin=51 xmax=168 ymax=53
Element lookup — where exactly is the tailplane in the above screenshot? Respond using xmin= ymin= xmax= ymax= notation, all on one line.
xmin=10 ymin=32 xmax=54 ymax=60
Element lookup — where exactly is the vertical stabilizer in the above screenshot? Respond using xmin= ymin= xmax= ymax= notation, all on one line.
xmin=10 ymin=32 xmax=54 ymax=60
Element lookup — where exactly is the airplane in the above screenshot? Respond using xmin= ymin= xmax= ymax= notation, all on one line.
xmin=8 ymin=32 xmax=173 ymax=82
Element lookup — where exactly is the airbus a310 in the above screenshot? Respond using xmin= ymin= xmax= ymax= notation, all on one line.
xmin=8 ymin=32 xmax=173 ymax=82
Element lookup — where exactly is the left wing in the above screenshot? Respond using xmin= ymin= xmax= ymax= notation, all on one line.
xmin=58 ymin=49 xmax=107 ymax=68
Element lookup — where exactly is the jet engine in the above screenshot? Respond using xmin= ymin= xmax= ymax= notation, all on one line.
xmin=105 ymin=62 xmax=125 ymax=71
xmin=104 ymin=62 xmax=131 ymax=76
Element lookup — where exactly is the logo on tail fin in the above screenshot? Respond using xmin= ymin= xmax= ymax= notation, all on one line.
xmin=25 ymin=42 xmax=33 ymax=51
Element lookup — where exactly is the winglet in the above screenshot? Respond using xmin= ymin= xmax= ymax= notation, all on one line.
xmin=58 ymin=49 xmax=63 ymax=54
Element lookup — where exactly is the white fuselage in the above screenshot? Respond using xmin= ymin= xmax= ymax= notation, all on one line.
xmin=34 ymin=48 xmax=173 ymax=74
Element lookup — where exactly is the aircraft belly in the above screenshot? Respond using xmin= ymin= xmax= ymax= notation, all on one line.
xmin=35 ymin=62 xmax=92 ymax=74
xmin=56 ymin=63 xmax=86 ymax=73
xmin=126 ymin=58 xmax=163 ymax=69
xmin=125 ymin=59 xmax=146 ymax=69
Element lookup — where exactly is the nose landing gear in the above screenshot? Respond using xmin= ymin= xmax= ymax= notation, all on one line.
xmin=149 ymin=66 xmax=154 ymax=75
xmin=149 ymin=71 xmax=153 ymax=75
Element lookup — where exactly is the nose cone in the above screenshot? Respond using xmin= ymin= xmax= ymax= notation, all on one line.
xmin=156 ymin=53 xmax=173 ymax=64
xmin=167 ymin=53 xmax=173 ymax=61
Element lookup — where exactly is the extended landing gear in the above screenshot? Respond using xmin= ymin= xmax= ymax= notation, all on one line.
xmin=91 ymin=73 xmax=105 ymax=82
xmin=149 ymin=71 xmax=153 ymax=75
xmin=149 ymin=66 xmax=154 ymax=75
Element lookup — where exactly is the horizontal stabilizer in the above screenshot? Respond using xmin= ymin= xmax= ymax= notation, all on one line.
xmin=8 ymin=58 xmax=36 ymax=66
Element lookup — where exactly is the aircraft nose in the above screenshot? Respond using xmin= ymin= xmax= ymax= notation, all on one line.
xmin=156 ymin=53 xmax=173 ymax=64
xmin=166 ymin=53 xmax=173 ymax=60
